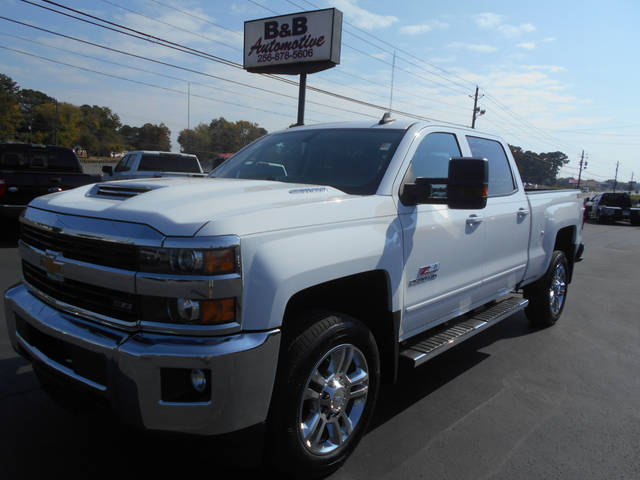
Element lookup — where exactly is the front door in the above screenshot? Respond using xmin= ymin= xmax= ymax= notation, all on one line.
xmin=397 ymin=131 xmax=487 ymax=340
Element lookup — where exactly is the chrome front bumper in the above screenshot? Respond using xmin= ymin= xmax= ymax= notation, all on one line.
xmin=4 ymin=283 xmax=281 ymax=435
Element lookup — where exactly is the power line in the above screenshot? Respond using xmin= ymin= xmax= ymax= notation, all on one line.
xmin=0 ymin=17 xmax=378 ymax=120
xmin=144 ymin=0 xmax=243 ymax=38
xmin=0 ymin=43 xmax=326 ymax=122
xmin=99 ymin=0 xmax=242 ymax=52
xmin=0 ymin=32 xmax=352 ymax=122
xmin=251 ymin=0 xmax=471 ymax=97
xmin=15 ymin=2 xmax=461 ymax=124
xmin=289 ymin=0 xmax=477 ymax=92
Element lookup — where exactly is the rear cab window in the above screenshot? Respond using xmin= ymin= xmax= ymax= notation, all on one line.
xmin=466 ymin=136 xmax=516 ymax=196
xmin=138 ymin=155 xmax=200 ymax=173
xmin=0 ymin=145 xmax=79 ymax=171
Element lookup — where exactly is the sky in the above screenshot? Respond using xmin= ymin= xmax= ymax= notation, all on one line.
xmin=1 ymin=0 xmax=638 ymax=183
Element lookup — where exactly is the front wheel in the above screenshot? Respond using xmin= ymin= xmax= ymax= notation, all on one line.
xmin=523 ymin=250 xmax=569 ymax=327
xmin=268 ymin=311 xmax=380 ymax=478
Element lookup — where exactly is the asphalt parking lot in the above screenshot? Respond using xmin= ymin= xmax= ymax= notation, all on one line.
xmin=1 ymin=221 xmax=639 ymax=479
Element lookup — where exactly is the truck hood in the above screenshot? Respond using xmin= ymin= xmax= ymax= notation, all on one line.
xmin=29 ymin=177 xmax=397 ymax=237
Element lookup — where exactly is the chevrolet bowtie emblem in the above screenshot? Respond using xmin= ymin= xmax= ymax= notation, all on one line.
xmin=41 ymin=250 xmax=64 ymax=282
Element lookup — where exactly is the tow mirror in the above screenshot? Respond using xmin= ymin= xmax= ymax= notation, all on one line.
xmin=102 ymin=165 xmax=113 ymax=176
xmin=447 ymin=157 xmax=488 ymax=209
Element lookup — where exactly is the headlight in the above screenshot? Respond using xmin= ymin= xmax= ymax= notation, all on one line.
xmin=138 ymin=247 xmax=238 ymax=275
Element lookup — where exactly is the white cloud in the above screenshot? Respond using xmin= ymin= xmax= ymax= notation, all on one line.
xmin=517 ymin=42 xmax=536 ymax=50
xmin=474 ymin=12 xmax=536 ymax=37
xmin=474 ymin=12 xmax=503 ymax=28
xmin=523 ymin=65 xmax=567 ymax=73
xmin=332 ymin=0 xmax=398 ymax=30
xmin=542 ymin=37 xmax=557 ymax=42
xmin=399 ymin=20 xmax=449 ymax=35
xmin=448 ymin=42 xmax=497 ymax=53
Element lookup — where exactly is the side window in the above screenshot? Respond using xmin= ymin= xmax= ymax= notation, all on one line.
xmin=403 ymin=132 xmax=461 ymax=201
xmin=114 ymin=155 xmax=131 ymax=172
xmin=466 ymin=136 xmax=516 ymax=196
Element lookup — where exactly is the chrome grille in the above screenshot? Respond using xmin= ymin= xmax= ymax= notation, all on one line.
xmin=20 ymin=223 xmax=138 ymax=270
xmin=22 ymin=261 xmax=139 ymax=323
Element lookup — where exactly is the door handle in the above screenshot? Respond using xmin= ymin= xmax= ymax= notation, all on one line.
xmin=466 ymin=214 xmax=483 ymax=226
xmin=517 ymin=208 xmax=530 ymax=218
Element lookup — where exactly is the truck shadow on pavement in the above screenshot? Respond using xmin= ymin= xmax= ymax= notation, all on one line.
xmin=370 ymin=311 xmax=537 ymax=430
xmin=0 ymin=312 xmax=539 ymax=479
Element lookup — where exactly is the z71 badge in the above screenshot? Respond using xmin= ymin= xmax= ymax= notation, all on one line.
xmin=409 ymin=262 xmax=440 ymax=287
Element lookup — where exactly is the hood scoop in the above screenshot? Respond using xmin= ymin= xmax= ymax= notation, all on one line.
xmin=89 ymin=183 xmax=161 ymax=199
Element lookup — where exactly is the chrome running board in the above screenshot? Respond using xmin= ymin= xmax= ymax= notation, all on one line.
xmin=400 ymin=295 xmax=528 ymax=367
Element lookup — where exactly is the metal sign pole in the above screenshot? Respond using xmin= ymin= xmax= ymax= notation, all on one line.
xmin=297 ymin=73 xmax=307 ymax=126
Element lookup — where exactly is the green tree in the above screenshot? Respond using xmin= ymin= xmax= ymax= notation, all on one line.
xmin=178 ymin=117 xmax=267 ymax=166
xmin=18 ymin=88 xmax=55 ymax=141
xmin=510 ymin=145 xmax=569 ymax=185
xmin=0 ymin=73 xmax=23 ymax=141
xmin=77 ymin=105 xmax=123 ymax=155
xmin=120 ymin=122 xmax=171 ymax=151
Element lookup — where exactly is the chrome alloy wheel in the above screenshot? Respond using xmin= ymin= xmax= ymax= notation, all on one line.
xmin=298 ymin=344 xmax=369 ymax=455
xmin=549 ymin=263 xmax=567 ymax=316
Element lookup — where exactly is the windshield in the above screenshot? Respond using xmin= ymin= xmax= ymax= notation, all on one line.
xmin=211 ymin=128 xmax=405 ymax=195
xmin=601 ymin=193 xmax=631 ymax=208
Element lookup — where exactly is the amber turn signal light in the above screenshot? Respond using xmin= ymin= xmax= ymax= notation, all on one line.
xmin=201 ymin=298 xmax=235 ymax=324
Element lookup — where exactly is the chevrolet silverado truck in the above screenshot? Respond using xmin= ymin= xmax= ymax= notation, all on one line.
xmin=4 ymin=119 xmax=584 ymax=477
xmin=0 ymin=143 xmax=101 ymax=218
xmin=101 ymin=150 xmax=205 ymax=180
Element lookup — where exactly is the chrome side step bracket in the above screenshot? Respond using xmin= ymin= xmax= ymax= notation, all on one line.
xmin=400 ymin=295 xmax=528 ymax=368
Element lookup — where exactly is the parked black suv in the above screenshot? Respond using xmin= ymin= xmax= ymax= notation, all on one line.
xmin=586 ymin=192 xmax=640 ymax=225
xmin=1 ymin=143 xmax=101 ymax=218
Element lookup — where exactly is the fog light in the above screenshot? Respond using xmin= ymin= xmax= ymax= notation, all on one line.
xmin=190 ymin=369 xmax=207 ymax=393
xmin=176 ymin=298 xmax=200 ymax=322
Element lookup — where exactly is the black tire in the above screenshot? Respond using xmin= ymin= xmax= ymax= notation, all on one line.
xmin=267 ymin=311 xmax=380 ymax=478
xmin=596 ymin=209 xmax=604 ymax=224
xmin=523 ymin=250 xmax=569 ymax=327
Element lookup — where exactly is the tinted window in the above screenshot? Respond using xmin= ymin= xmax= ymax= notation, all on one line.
xmin=403 ymin=132 xmax=461 ymax=201
xmin=47 ymin=147 xmax=80 ymax=171
xmin=1 ymin=145 xmax=28 ymax=169
xmin=0 ymin=145 xmax=78 ymax=171
xmin=114 ymin=155 xmax=131 ymax=172
xmin=213 ymin=129 xmax=405 ymax=195
xmin=466 ymin=136 xmax=516 ymax=196
xmin=601 ymin=193 xmax=631 ymax=208
xmin=139 ymin=155 xmax=200 ymax=173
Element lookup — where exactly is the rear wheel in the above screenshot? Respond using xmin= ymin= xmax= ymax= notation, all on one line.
xmin=523 ymin=250 xmax=568 ymax=327
xmin=268 ymin=311 xmax=380 ymax=478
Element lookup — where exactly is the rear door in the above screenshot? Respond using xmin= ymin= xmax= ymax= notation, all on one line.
xmin=465 ymin=136 xmax=529 ymax=300
xmin=397 ymin=130 xmax=487 ymax=338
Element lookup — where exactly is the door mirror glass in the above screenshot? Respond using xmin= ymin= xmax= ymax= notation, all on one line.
xmin=447 ymin=157 xmax=488 ymax=209
xmin=102 ymin=165 xmax=113 ymax=175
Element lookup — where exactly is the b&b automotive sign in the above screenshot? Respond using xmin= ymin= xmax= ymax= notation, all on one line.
xmin=243 ymin=8 xmax=342 ymax=74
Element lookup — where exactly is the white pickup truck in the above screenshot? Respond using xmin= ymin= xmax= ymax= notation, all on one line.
xmin=101 ymin=150 xmax=205 ymax=180
xmin=4 ymin=118 xmax=584 ymax=477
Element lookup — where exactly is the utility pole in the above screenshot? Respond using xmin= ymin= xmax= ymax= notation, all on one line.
xmin=389 ymin=50 xmax=396 ymax=112
xmin=54 ymin=99 xmax=59 ymax=145
xmin=629 ymin=172 xmax=634 ymax=193
xmin=613 ymin=161 xmax=619 ymax=192
xmin=187 ymin=81 xmax=190 ymax=130
xmin=470 ymin=85 xmax=485 ymax=129
xmin=577 ymin=150 xmax=588 ymax=188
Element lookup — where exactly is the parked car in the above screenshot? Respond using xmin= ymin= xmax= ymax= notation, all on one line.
xmin=102 ymin=151 xmax=205 ymax=180
xmin=587 ymin=192 xmax=639 ymax=224
xmin=0 ymin=143 xmax=101 ymax=218
xmin=4 ymin=119 xmax=585 ymax=477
